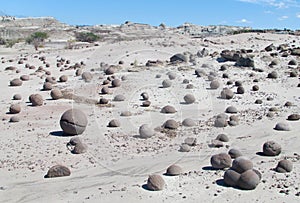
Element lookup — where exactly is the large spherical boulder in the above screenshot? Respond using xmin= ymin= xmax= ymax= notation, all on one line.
xmin=44 ymin=165 xmax=71 ymax=178
xmin=275 ymin=159 xmax=293 ymax=173
xmin=210 ymin=153 xmax=232 ymax=169
xmin=139 ymin=124 xmax=155 ymax=138
xmin=237 ymin=170 xmax=260 ymax=190
xmin=147 ymin=175 xmax=165 ymax=191
xmin=262 ymin=141 xmax=281 ymax=156
xmin=9 ymin=104 xmax=21 ymax=114
xmin=274 ymin=122 xmax=291 ymax=131
xmin=224 ymin=169 xmax=240 ymax=187
xmin=161 ymin=105 xmax=176 ymax=114
xmin=66 ymin=137 xmax=87 ymax=154
xmin=183 ymin=94 xmax=195 ymax=104
xmin=231 ymin=156 xmax=253 ymax=173
xmin=50 ymin=89 xmax=63 ymax=100
xmin=60 ymin=109 xmax=88 ymax=135
xmin=29 ymin=94 xmax=43 ymax=106
xmin=166 ymin=164 xmax=183 ymax=176
xmin=220 ymin=88 xmax=234 ymax=99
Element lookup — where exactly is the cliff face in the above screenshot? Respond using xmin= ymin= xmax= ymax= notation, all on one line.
xmin=0 ymin=17 xmax=73 ymax=39
xmin=0 ymin=16 xmax=251 ymax=41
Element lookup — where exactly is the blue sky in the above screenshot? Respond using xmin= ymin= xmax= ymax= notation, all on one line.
xmin=1 ymin=0 xmax=300 ymax=29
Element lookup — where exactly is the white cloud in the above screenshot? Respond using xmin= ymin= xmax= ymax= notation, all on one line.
xmin=278 ymin=15 xmax=289 ymax=20
xmin=264 ymin=10 xmax=274 ymax=14
xmin=237 ymin=18 xmax=252 ymax=23
xmin=297 ymin=13 xmax=300 ymax=18
xmin=238 ymin=0 xmax=300 ymax=9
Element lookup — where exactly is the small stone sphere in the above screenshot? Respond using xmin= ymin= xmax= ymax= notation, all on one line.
xmin=59 ymin=75 xmax=68 ymax=82
xmin=263 ymin=141 xmax=281 ymax=156
xmin=29 ymin=94 xmax=43 ymax=106
xmin=183 ymin=94 xmax=196 ymax=104
xmin=231 ymin=156 xmax=254 ymax=173
xmin=50 ymin=89 xmax=63 ymax=100
xmin=275 ymin=159 xmax=293 ymax=173
xmin=162 ymin=79 xmax=172 ymax=88
xmin=147 ymin=175 xmax=165 ymax=191
xmin=166 ymin=164 xmax=183 ymax=176
xmin=139 ymin=124 xmax=155 ymax=138
xmin=13 ymin=94 xmax=22 ymax=100
xmin=9 ymin=104 xmax=21 ymax=114
xmin=210 ymin=153 xmax=232 ymax=169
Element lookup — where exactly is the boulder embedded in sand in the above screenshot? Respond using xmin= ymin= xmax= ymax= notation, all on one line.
xmin=108 ymin=119 xmax=121 ymax=127
xmin=113 ymin=94 xmax=126 ymax=101
xmin=220 ymin=88 xmax=234 ymax=99
xmin=216 ymin=134 xmax=229 ymax=142
xmin=44 ymin=165 xmax=71 ymax=178
xmin=170 ymin=53 xmax=188 ymax=63
xmin=139 ymin=124 xmax=155 ymax=138
xmin=43 ymin=82 xmax=53 ymax=91
xmin=287 ymin=114 xmax=300 ymax=121
xmin=81 ymin=72 xmax=93 ymax=82
xmin=59 ymin=75 xmax=68 ymax=82
xmin=66 ymin=137 xmax=87 ymax=154
xmin=231 ymin=156 xmax=253 ymax=173
xmin=161 ymin=105 xmax=176 ymax=114
xmin=50 ymin=89 xmax=63 ymax=100
xmin=60 ymin=108 xmax=88 ymax=135
xmin=13 ymin=94 xmax=22 ymax=100
xmin=105 ymin=66 xmax=115 ymax=75
xmin=274 ymin=122 xmax=291 ymax=131
xmin=29 ymin=94 xmax=43 ymax=106
xmin=267 ymin=71 xmax=278 ymax=79
xmin=10 ymin=78 xmax=22 ymax=86
xmin=183 ymin=94 xmax=195 ymax=104
xmin=225 ymin=106 xmax=238 ymax=114
xmin=262 ymin=141 xmax=281 ymax=156
xmin=147 ymin=175 xmax=165 ymax=191
xmin=162 ymin=79 xmax=172 ymax=88
xmin=111 ymin=79 xmax=121 ymax=87
xmin=228 ymin=148 xmax=243 ymax=159
xmin=210 ymin=153 xmax=232 ymax=169
xmin=224 ymin=169 xmax=240 ymax=187
xmin=163 ymin=119 xmax=179 ymax=130
xmin=275 ymin=159 xmax=293 ymax=173
xmin=214 ymin=117 xmax=228 ymax=128
xmin=182 ymin=118 xmax=196 ymax=127
xmin=237 ymin=170 xmax=260 ymax=190
xmin=166 ymin=164 xmax=183 ymax=176
xmin=9 ymin=104 xmax=21 ymax=114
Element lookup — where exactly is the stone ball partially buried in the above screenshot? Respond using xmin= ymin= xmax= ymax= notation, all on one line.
xmin=60 ymin=109 xmax=88 ymax=135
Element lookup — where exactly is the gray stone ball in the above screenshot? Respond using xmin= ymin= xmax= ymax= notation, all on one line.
xmin=231 ymin=156 xmax=253 ymax=173
xmin=225 ymin=106 xmax=238 ymax=113
xmin=161 ymin=105 xmax=176 ymax=114
xmin=166 ymin=164 xmax=183 ymax=176
xmin=210 ymin=80 xmax=220 ymax=89
xmin=139 ymin=124 xmax=155 ymax=138
xmin=263 ymin=141 xmax=281 ymax=156
xmin=210 ymin=153 xmax=232 ymax=169
xmin=29 ymin=94 xmax=43 ymax=106
xmin=9 ymin=104 xmax=21 ymax=114
xmin=182 ymin=118 xmax=197 ymax=127
xmin=108 ymin=119 xmax=121 ymax=127
xmin=162 ymin=79 xmax=172 ymax=88
xmin=220 ymin=88 xmax=234 ymax=99
xmin=10 ymin=78 xmax=23 ymax=86
xmin=163 ymin=119 xmax=179 ymax=130
xmin=44 ymin=165 xmax=71 ymax=178
xmin=66 ymin=137 xmax=87 ymax=154
xmin=50 ymin=89 xmax=63 ymax=100
xmin=228 ymin=148 xmax=243 ymax=159
xmin=183 ymin=94 xmax=195 ymax=104
xmin=275 ymin=159 xmax=293 ymax=173
xmin=223 ymin=169 xmax=240 ymax=187
xmin=13 ymin=94 xmax=22 ymax=100
xmin=60 ymin=108 xmax=88 ymax=135
xmin=237 ymin=170 xmax=260 ymax=190
xmin=147 ymin=174 xmax=165 ymax=191
xmin=274 ymin=122 xmax=291 ymax=131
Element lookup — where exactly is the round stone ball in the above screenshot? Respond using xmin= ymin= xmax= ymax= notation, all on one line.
xmin=81 ymin=72 xmax=93 ymax=82
xmin=220 ymin=88 xmax=234 ymax=99
xmin=163 ymin=119 xmax=179 ymax=130
xmin=10 ymin=78 xmax=23 ymax=86
xmin=223 ymin=169 xmax=240 ymax=187
xmin=13 ymin=94 xmax=22 ymax=100
xmin=184 ymin=94 xmax=195 ymax=104
xmin=237 ymin=86 xmax=245 ymax=94
xmin=274 ymin=122 xmax=291 ymax=131
xmin=162 ymin=79 xmax=172 ymax=88
xmin=60 ymin=108 xmax=88 ymax=135
xmin=50 ymin=89 xmax=63 ymax=100
xmin=139 ymin=124 xmax=155 ymax=138
xmin=237 ymin=170 xmax=260 ymax=190
xmin=29 ymin=94 xmax=43 ymax=106
xmin=9 ymin=104 xmax=21 ymax=114
xmin=161 ymin=105 xmax=176 ymax=114
xmin=111 ymin=79 xmax=121 ymax=87
xmin=275 ymin=159 xmax=293 ymax=173
xmin=263 ymin=141 xmax=281 ymax=156
xmin=210 ymin=80 xmax=220 ymax=89
xmin=44 ymin=165 xmax=71 ymax=178
xmin=210 ymin=153 xmax=232 ymax=169
xmin=108 ymin=119 xmax=121 ymax=127
xmin=43 ymin=82 xmax=53 ymax=91
xmin=59 ymin=75 xmax=68 ymax=82
xmin=228 ymin=148 xmax=243 ymax=159
xmin=147 ymin=174 xmax=165 ymax=191
xmin=166 ymin=164 xmax=183 ymax=176
xmin=231 ymin=156 xmax=253 ymax=173
xmin=182 ymin=118 xmax=197 ymax=127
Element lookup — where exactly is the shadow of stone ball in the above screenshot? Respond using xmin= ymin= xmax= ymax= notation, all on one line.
xmin=60 ymin=108 xmax=88 ymax=135
xmin=147 ymin=175 xmax=165 ymax=191
xmin=44 ymin=165 xmax=71 ymax=178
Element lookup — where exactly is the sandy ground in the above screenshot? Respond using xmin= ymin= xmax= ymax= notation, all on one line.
xmin=0 ymin=32 xmax=299 ymax=202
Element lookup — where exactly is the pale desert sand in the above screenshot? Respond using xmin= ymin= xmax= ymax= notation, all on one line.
xmin=0 ymin=32 xmax=299 ymax=202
